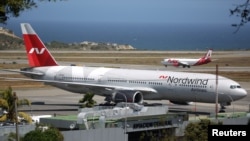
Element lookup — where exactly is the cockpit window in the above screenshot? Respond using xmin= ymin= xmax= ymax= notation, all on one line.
xmin=230 ymin=85 xmax=241 ymax=89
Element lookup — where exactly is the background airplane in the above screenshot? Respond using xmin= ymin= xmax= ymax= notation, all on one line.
xmin=1 ymin=23 xmax=247 ymax=113
xmin=161 ymin=49 xmax=213 ymax=68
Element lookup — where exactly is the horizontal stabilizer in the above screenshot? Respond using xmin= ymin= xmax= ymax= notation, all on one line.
xmin=0 ymin=69 xmax=44 ymax=76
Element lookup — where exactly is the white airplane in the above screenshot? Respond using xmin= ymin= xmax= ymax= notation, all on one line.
xmin=161 ymin=49 xmax=213 ymax=68
xmin=1 ymin=23 xmax=247 ymax=112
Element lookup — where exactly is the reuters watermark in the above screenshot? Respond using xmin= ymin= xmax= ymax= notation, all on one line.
xmin=208 ymin=125 xmax=249 ymax=140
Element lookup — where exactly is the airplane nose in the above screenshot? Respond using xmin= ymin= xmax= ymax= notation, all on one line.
xmin=231 ymin=89 xmax=248 ymax=101
xmin=241 ymin=89 xmax=248 ymax=98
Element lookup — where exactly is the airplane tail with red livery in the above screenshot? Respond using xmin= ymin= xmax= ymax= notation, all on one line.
xmin=194 ymin=49 xmax=213 ymax=66
xmin=161 ymin=49 xmax=213 ymax=68
xmin=21 ymin=23 xmax=58 ymax=67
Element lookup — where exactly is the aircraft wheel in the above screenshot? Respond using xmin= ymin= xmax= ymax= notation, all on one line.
xmin=219 ymin=109 xmax=225 ymax=113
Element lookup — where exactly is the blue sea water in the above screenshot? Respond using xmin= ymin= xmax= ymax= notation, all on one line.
xmin=4 ymin=21 xmax=250 ymax=51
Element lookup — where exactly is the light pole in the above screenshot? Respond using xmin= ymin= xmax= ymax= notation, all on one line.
xmin=124 ymin=96 xmax=127 ymax=141
xmin=119 ymin=93 xmax=127 ymax=141
xmin=215 ymin=64 xmax=219 ymax=120
xmin=194 ymin=93 xmax=197 ymax=120
xmin=13 ymin=92 xmax=19 ymax=141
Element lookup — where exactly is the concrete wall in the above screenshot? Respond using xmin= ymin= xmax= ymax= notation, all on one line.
xmin=0 ymin=125 xmax=35 ymax=141
xmin=62 ymin=128 xmax=126 ymax=141
xmin=222 ymin=117 xmax=250 ymax=125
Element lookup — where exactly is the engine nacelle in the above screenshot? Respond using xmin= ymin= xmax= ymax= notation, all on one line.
xmin=112 ymin=90 xmax=143 ymax=104
xmin=170 ymin=101 xmax=193 ymax=105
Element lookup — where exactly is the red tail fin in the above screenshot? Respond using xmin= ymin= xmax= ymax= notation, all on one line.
xmin=21 ymin=23 xmax=58 ymax=67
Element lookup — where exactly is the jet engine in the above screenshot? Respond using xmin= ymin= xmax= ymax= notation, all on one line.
xmin=112 ymin=90 xmax=143 ymax=104
xmin=170 ymin=101 xmax=193 ymax=105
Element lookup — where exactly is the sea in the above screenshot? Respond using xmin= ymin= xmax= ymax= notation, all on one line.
xmin=3 ymin=21 xmax=250 ymax=51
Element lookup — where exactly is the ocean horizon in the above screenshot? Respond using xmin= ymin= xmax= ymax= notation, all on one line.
xmin=3 ymin=21 xmax=250 ymax=51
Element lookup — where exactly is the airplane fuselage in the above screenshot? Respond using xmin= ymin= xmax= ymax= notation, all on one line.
xmin=161 ymin=49 xmax=213 ymax=68
xmin=161 ymin=58 xmax=211 ymax=68
xmin=24 ymin=66 xmax=246 ymax=104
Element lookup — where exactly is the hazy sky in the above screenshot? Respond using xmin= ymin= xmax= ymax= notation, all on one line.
xmin=4 ymin=0 xmax=244 ymax=25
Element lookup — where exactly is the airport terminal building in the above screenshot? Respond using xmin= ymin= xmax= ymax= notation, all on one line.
xmin=40 ymin=103 xmax=188 ymax=141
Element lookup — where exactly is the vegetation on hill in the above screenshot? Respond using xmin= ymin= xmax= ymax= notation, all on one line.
xmin=0 ymin=31 xmax=135 ymax=50
xmin=45 ymin=41 xmax=135 ymax=50
xmin=0 ymin=34 xmax=23 ymax=50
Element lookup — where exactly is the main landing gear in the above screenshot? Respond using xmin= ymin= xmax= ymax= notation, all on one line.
xmin=219 ymin=102 xmax=230 ymax=113
xmin=219 ymin=105 xmax=226 ymax=113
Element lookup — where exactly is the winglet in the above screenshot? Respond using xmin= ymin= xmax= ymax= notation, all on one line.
xmin=21 ymin=23 xmax=58 ymax=67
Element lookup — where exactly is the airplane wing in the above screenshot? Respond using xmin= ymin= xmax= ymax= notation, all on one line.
xmin=0 ymin=77 xmax=158 ymax=94
xmin=177 ymin=61 xmax=189 ymax=66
